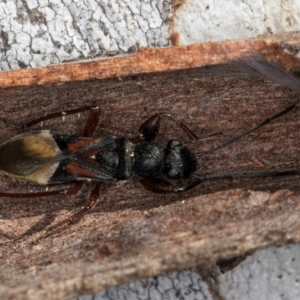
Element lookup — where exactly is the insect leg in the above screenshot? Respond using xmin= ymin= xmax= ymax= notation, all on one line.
xmin=97 ymin=124 xmax=137 ymax=137
xmin=0 ymin=106 xmax=99 ymax=129
xmin=141 ymin=168 xmax=300 ymax=194
xmin=138 ymin=113 xmax=198 ymax=142
xmin=140 ymin=178 xmax=203 ymax=194
xmin=196 ymin=170 xmax=300 ymax=181
xmin=37 ymin=183 xmax=101 ymax=240
xmin=96 ymin=113 xmax=207 ymax=143
xmin=0 ymin=182 xmax=82 ymax=198
xmin=82 ymin=106 xmax=101 ymax=137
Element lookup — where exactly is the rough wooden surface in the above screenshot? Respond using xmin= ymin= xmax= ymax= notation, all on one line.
xmin=1 ymin=35 xmax=300 ymax=88
xmin=0 ymin=39 xmax=300 ymax=300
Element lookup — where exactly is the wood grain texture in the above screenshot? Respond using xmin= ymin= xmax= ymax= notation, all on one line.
xmin=1 ymin=35 xmax=300 ymax=88
xmin=0 ymin=36 xmax=300 ymax=300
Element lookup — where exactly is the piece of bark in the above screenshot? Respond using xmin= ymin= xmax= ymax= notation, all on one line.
xmin=1 ymin=33 xmax=300 ymax=88
xmin=0 ymin=36 xmax=300 ymax=300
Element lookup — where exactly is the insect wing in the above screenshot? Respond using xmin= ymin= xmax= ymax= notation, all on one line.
xmin=0 ymin=130 xmax=62 ymax=184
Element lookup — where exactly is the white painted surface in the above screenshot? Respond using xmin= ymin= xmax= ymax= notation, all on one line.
xmin=173 ymin=0 xmax=300 ymax=44
xmin=1 ymin=0 xmax=300 ymax=70
xmin=0 ymin=0 xmax=171 ymax=70
xmin=73 ymin=245 xmax=300 ymax=300
xmin=218 ymin=245 xmax=300 ymax=300
xmin=73 ymin=269 xmax=213 ymax=300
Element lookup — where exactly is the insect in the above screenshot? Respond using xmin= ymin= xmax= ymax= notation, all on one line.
xmin=0 ymin=104 xmax=297 ymax=239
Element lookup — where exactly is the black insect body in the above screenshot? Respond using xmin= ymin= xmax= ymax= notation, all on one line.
xmin=0 ymin=111 xmax=197 ymax=187
xmin=0 ymin=105 xmax=297 ymax=238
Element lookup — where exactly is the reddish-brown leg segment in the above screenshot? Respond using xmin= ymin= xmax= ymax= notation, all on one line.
xmin=138 ymin=113 xmax=199 ymax=141
xmin=0 ymin=106 xmax=100 ymax=129
xmin=0 ymin=182 xmax=83 ymax=198
xmin=85 ymin=112 xmax=202 ymax=142
xmin=137 ymin=112 xmax=221 ymax=141
xmin=36 ymin=183 xmax=101 ymax=240
xmin=82 ymin=106 xmax=101 ymax=137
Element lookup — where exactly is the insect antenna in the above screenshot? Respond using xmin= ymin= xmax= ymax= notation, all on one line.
xmin=192 ymin=170 xmax=300 ymax=181
xmin=194 ymin=104 xmax=296 ymax=158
